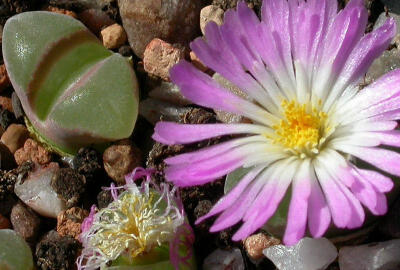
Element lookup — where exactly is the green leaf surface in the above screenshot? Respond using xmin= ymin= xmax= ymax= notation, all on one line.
xmin=0 ymin=229 xmax=34 ymax=270
xmin=3 ymin=11 xmax=139 ymax=155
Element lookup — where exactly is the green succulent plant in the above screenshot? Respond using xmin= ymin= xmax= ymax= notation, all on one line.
xmin=2 ymin=11 xmax=139 ymax=155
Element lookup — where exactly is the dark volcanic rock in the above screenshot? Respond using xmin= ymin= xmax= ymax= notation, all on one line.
xmin=51 ymin=168 xmax=86 ymax=208
xmin=36 ymin=230 xmax=81 ymax=270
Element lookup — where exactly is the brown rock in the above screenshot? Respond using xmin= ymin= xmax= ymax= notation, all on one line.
xmin=79 ymin=8 xmax=115 ymax=35
xmin=103 ymin=139 xmax=142 ymax=184
xmin=10 ymin=201 xmax=41 ymax=243
xmin=244 ymin=233 xmax=280 ymax=260
xmin=57 ymin=207 xmax=89 ymax=240
xmin=200 ymin=5 xmax=225 ymax=35
xmin=100 ymin=23 xmax=127 ymax=49
xmin=0 ymin=213 xmax=11 ymax=229
xmin=0 ymin=64 xmax=11 ymax=92
xmin=190 ymin=51 xmax=208 ymax=72
xmin=118 ymin=0 xmax=201 ymax=58
xmin=0 ymin=96 xmax=13 ymax=112
xmin=143 ymin=38 xmax=185 ymax=81
xmin=1 ymin=124 xmax=29 ymax=154
xmin=44 ymin=6 xmax=77 ymax=18
xmin=14 ymin=139 xmax=51 ymax=166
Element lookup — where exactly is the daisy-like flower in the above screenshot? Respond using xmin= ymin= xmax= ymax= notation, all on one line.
xmin=152 ymin=0 xmax=400 ymax=245
xmin=77 ymin=168 xmax=194 ymax=270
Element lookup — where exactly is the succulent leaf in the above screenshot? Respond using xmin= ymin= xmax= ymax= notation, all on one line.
xmin=3 ymin=11 xmax=139 ymax=154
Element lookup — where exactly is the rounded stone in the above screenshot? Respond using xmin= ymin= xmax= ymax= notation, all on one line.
xmin=103 ymin=139 xmax=142 ymax=184
xmin=118 ymin=0 xmax=201 ymax=58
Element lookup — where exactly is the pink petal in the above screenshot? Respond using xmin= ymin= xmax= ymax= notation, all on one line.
xmin=210 ymin=176 xmax=266 ymax=232
xmin=333 ymin=176 xmax=365 ymax=228
xmin=195 ymin=165 xmax=265 ymax=225
xmin=324 ymin=18 xmax=396 ymax=109
xmin=165 ymin=136 xmax=264 ymax=165
xmin=170 ymin=61 xmax=275 ymax=125
xmin=315 ymin=162 xmax=350 ymax=228
xmin=152 ymin=122 xmax=269 ymax=145
xmin=338 ymin=145 xmax=400 ymax=177
xmin=355 ymin=168 xmax=393 ymax=193
xmin=350 ymin=166 xmax=390 ymax=215
xmin=283 ymin=161 xmax=312 ymax=245
xmin=307 ymin=172 xmax=331 ymax=237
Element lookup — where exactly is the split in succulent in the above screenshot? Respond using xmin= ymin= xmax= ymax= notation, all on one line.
xmin=2 ymin=11 xmax=139 ymax=155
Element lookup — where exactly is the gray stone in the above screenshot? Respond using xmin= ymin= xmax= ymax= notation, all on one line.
xmin=203 ymin=248 xmax=245 ymax=270
xmin=118 ymin=0 xmax=201 ymax=58
xmin=148 ymin=82 xmax=191 ymax=106
xmin=263 ymin=237 xmax=337 ymax=270
xmin=365 ymin=48 xmax=400 ymax=83
xmin=339 ymin=239 xmax=400 ymax=270
xmin=10 ymin=201 xmax=41 ymax=243
xmin=381 ymin=0 xmax=400 ymax=14
xmin=14 ymin=163 xmax=67 ymax=218
xmin=139 ymin=98 xmax=192 ymax=125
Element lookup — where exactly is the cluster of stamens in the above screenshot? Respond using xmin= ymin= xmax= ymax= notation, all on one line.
xmin=272 ymin=100 xmax=329 ymax=157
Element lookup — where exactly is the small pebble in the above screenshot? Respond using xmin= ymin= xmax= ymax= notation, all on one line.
xmin=203 ymin=248 xmax=245 ymax=270
xmin=118 ymin=0 xmax=201 ymax=58
xmin=14 ymin=138 xmax=51 ymax=166
xmin=140 ymin=98 xmax=192 ymax=125
xmin=101 ymin=23 xmax=127 ymax=49
xmin=57 ymin=207 xmax=89 ymax=240
xmin=1 ymin=124 xmax=29 ymax=154
xmin=263 ymin=237 xmax=337 ymax=270
xmin=194 ymin=200 xmax=213 ymax=220
xmin=14 ymin=162 xmax=67 ymax=218
xmin=44 ymin=6 xmax=77 ymax=18
xmin=0 ymin=96 xmax=13 ymax=112
xmin=118 ymin=45 xmax=134 ymax=57
xmin=148 ymin=81 xmax=191 ymax=106
xmin=143 ymin=38 xmax=186 ymax=81
xmin=103 ymin=139 xmax=142 ymax=184
xmin=97 ymin=189 xmax=114 ymax=209
xmin=11 ymin=92 xmax=24 ymax=120
xmin=51 ymin=168 xmax=86 ymax=208
xmin=0 ymin=64 xmax=11 ymax=92
xmin=339 ymin=239 xmax=400 ymax=270
xmin=200 ymin=5 xmax=225 ymax=35
xmin=0 ymin=166 xmax=18 ymax=202
xmin=36 ymin=230 xmax=81 ymax=270
xmin=0 ymin=109 xmax=16 ymax=130
xmin=0 ymin=213 xmax=11 ymax=229
xmin=244 ymin=233 xmax=280 ymax=260
xmin=73 ymin=147 xmax=102 ymax=182
xmin=10 ymin=201 xmax=41 ymax=243
xmin=79 ymin=8 xmax=115 ymax=35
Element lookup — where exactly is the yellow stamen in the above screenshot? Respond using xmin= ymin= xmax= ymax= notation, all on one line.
xmin=272 ymin=100 xmax=328 ymax=156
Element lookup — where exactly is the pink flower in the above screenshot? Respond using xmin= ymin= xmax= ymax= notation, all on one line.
xmin=153 ymin=0 xmax=399 ymax=245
